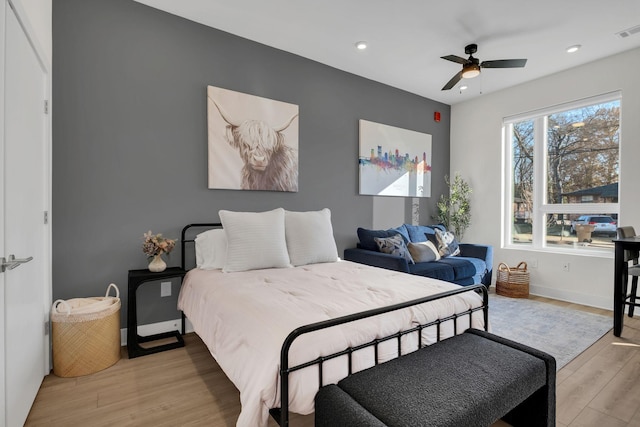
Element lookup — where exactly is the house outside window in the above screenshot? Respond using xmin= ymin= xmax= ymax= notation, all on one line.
xmin=504 ymin=92 xmax=620 ymax=254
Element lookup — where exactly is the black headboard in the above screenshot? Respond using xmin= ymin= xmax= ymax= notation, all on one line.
xmin=180 ymin=223 xmax=222 ymax=270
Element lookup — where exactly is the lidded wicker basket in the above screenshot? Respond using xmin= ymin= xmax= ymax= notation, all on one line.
xmin=496 ymin=262 xmax=530 ymax=298
xmin=51 ymin=283 xmax=121 ymax=377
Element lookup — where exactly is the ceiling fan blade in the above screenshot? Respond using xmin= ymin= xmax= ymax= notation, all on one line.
xmin=441 ymin=55 xmax=468 ymax=64
xmin=442 ymin=70 xmax=464 ymax=91
xmin=481 ymin=59 xmax=527 ymax=68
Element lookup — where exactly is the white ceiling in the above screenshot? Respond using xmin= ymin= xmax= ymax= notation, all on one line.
xmin=134 ymin=0 xmax=640 ymax=105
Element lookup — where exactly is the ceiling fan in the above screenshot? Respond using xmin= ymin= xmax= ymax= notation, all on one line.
xmin=440 ymin=44 xmax=527 ymax=90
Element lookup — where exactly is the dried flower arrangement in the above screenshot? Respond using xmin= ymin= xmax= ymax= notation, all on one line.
xmin=142 ymin=231 xmax=176 ymax=259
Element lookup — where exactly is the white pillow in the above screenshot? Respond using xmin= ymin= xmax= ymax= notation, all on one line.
xmin=219 ymin=208 xmax=291 ymax=272
xmin=195 ymin=229 xmax=227 ymax=270
xmin=194 ymin=232 xmax=210 ymax=268
xmin=285 ymin=208 xmax=339 ymax=266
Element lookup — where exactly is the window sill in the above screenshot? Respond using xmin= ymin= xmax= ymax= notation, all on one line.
xmin=502 ymin=244 xmax=614 ymax=259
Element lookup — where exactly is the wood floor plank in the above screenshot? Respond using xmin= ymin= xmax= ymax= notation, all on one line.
xmin=567 ymin=407 xmax=628 ymax=427
xmin=26 ymin=393 xmax=98 ymax=426
xmin=628 ymin=405 xmax=640 ymax=426
xmin=587 ymin=350 xmax=640 ymax=422
xmin=25 ymin=298 xmax=640 ymax=427
xmin=559 ymin=329 xmax=616 ymax=375
xmin=556 ymin=338 xmax=636 ymax=425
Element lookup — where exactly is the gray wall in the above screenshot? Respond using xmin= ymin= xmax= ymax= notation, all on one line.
xmin=52 ymin=0 xmax=451 ymax=326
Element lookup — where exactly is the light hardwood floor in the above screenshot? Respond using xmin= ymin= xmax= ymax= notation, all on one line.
xmin=25 ymin=295 xmax=640 ymax=427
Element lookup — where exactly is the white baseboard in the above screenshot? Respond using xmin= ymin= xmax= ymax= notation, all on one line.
xmin=120 ymin=318 xmax=194 ymax=346
xmin=528 ymin=283 xmax=613 ymax=311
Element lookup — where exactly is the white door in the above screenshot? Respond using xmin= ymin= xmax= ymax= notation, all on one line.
xmin=1 ymin=1 xmax=50 ymax=426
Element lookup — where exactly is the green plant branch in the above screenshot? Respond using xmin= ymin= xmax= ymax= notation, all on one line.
xmin=433 ymin=173 xmax=472 ymax=240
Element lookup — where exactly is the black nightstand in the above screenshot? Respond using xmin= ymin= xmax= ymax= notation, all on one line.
xmin=127 ymin=267 xmax=187 ymax=358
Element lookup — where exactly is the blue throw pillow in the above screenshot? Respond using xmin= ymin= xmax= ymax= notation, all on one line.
xmin=394 ymin=224 xmax=411 ymax=242
xmin=428 ymin=223 xmax=447 ymax=233
xmin=374 ymin=234 xmax=414 ymax=264
xmin=357 ymin=226 xmax=409 ymax=251
xmin=404 ymin=224 xmax=436 ymax=243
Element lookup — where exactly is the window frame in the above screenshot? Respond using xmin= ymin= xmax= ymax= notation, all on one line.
xmin=502 ymin=91 xmax=621 ymax=255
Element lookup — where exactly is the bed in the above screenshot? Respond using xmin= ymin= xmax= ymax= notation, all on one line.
xmin=177 ymin=209 xmax=488 ymax=427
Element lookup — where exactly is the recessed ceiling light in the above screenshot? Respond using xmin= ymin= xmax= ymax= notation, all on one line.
xmin=460 ymin=86 xmax=468 ymax=91
xmin=566 ymin=44 xmax=581 ymax=53
xmin=355 ymin=41 xmax=368 ymax=50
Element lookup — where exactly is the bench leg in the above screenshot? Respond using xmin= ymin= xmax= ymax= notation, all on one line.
xmin=503 ymin=385 xmax=554 ymax=427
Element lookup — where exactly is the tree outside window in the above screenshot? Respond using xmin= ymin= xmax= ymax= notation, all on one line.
xmin=506 ymin=93 xmax=620 ymax=252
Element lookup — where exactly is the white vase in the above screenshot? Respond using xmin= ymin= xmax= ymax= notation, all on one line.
xmin=148 ymin=254 xmax=167 ymax=272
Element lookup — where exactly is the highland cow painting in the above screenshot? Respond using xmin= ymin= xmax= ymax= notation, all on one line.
xmin=359 ymin=119 xmax=432 ymax=197
xmin=207 ymin=86 xmax=299 ymax=192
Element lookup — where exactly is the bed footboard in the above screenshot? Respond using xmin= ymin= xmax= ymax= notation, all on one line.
xmin=270 ymin=283 xmax=489 ymax=427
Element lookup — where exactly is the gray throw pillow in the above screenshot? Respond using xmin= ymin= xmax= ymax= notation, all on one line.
xmin=408 ymin=241 xmax=441 ymax=262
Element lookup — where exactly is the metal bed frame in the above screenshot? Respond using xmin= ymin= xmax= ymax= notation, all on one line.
xmin=181 ymin=223 xmax=489 ymax=427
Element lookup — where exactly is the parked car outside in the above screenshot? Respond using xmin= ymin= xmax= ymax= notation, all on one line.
xmin=570 ymin=215 xmax=617 ymax=236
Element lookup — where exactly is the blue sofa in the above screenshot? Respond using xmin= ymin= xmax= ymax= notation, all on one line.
xmin=343 ymin=224 xmax=493 ymax=287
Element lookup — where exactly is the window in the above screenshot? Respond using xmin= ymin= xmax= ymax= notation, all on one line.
xmin=504 ymin=92 xmax=620 ymax=253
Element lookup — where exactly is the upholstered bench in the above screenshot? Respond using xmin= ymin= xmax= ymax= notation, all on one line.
xmin=315 ymin=328 xmax=555 ymax=427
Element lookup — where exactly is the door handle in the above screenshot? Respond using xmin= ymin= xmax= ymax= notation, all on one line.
xmin=1 ymin=254 xmax=34 ymax=272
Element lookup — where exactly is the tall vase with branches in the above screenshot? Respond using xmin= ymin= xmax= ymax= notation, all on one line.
xmin=434 ymin=173 xmax=472 ymax=240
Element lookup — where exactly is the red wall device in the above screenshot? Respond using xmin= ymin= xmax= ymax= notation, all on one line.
xmin=434 ymin=111 xmax=441 ymax=122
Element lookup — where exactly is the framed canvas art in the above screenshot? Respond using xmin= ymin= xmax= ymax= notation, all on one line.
xmin=359 ymin=119 xmax=432 ymax=197
xmin=207 ymin=86 xmax=299 ymax=192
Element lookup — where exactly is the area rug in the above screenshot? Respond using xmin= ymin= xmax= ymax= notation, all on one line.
xmin=488 ymin=294 xmax=612 ymax=370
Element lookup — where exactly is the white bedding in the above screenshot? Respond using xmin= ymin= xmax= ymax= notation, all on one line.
xmin=178 ymin=260 xmax=486 ymax=427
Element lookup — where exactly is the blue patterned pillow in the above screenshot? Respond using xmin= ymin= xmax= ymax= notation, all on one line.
xmin=374 ymin=234 xmax=414 ymax=264
xmin=434 ymin=228 xmax=461 ymax=257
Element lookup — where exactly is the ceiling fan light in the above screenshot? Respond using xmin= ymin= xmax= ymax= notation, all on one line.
xmin=462 ymin=63 xmax=480 ymax=79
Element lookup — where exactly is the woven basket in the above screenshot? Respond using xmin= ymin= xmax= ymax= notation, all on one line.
xmin=496 ymin=262 xmax=530 ymax=298
xmin=51 ymin=283 xmax=121 ymax=377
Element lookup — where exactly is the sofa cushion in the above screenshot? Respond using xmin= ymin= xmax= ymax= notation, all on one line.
xmin=408 ymin=261 xmax=454 ymax=282
xmin=357 ymin=226 xmax=409 ymax=251
xmin=438 ymin=256 xmax=485 ymax=281
xmin=455 ymin=277 xmax=475 ymax=286
xmin=404 ymin=224 xmax=436 ymax=243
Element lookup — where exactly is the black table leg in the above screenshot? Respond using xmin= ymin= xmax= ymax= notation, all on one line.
xmin=614 ymin=242 xmax=624 ymax=337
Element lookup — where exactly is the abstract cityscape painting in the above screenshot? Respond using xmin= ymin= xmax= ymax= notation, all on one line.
xmin=207 ymin=85 xmax=299 ymax=192
xmin=359 ymin=119 xmax=432 ymax=197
